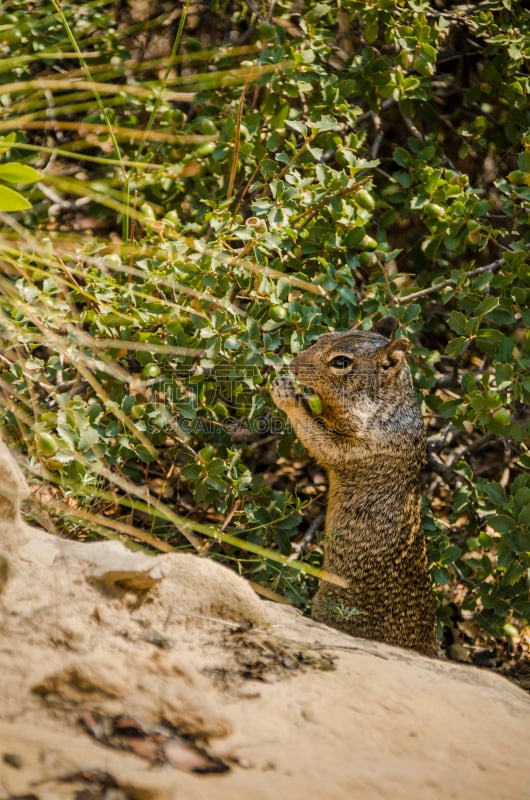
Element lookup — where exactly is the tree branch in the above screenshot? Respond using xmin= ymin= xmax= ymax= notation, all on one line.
xmin=396 ymin=258 xmax=505 ymax=304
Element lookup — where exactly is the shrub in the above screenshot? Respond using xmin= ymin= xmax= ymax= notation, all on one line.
xmin=0 ymin=0 xmax=528 ymax=654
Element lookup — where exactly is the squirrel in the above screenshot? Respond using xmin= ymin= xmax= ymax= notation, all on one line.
xmin=271 ymin=317 xmax=437 ymax=657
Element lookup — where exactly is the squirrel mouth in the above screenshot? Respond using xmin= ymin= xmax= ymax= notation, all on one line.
xmin=287 ymin=374 xmax=323 ymax=416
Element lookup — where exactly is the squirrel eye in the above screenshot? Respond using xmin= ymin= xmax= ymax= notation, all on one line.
xmin=328 ymin=355 xmax=353 ymax=370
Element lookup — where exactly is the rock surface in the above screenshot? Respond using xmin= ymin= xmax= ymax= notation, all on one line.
xmin=0 ymin=439 xmax=529 ymax=800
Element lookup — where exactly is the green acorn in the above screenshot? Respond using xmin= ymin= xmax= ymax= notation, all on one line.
xmin=307 ymin=394 xmax=323 ymax=415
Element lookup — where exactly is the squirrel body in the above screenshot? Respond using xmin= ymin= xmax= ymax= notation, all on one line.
xmin=271 ymin=318 xmax=436 ymax=656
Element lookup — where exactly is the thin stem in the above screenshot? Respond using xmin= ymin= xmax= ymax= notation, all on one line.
xmin=135 ymin=0 xmax=191 ymax=163
xmin=51 ymin=1 xmax=126 ymax=183
xmin=396 ymin=258 xmax=505 ymax=304
xmin=51 ymin=0 xmax=132 ymax=239
xmin=228 ymin=69 xmax=257 ymax=201
xmin=15 ymin=142 xmax=165 ymax=170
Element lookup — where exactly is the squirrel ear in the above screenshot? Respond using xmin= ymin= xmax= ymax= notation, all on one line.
xmin=380 ymin=338 xmax=409 ymax=373
xmin=373 ymin=316 xmax=398 ymax=339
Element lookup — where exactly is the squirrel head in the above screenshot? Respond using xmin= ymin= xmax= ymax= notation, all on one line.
xmin=289 ymin=319 xmax=423 ymax=449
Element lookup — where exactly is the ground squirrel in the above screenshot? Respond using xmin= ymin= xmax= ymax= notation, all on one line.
xmin=271 ymin=317 xmax=436 ymax=657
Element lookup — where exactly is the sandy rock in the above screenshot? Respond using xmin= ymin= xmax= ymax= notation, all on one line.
xmin=0 ymin=439 xmax=29 ymax=549
xmin=0 ymin=438 xmax=529 ymax=800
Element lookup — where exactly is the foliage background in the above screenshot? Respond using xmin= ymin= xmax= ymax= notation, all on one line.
xmin=0 ymin=0 xmax=528 ymax=669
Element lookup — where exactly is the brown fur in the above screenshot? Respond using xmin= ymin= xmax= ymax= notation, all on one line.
xmin=271 ymin=318 xmax=436 ymax=656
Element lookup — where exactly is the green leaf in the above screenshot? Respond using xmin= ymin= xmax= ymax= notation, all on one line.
xmin=441 ymin=545 xmax=463 ymax=564
xmin=0 ymin=133 xmax=16 ymax=152
xmin=78 ymin=427 xmax=100 ymax=452
xmin=433 ymin=566 xmax=451 ymax=585
xmin=502 ymin=560 xmax=523 ymax=587
xmin=474 ymin=296 xmax=500 ymax=317
xmin=514 ymin=486 xmax=530 ymax=507
xmin=489 ymin=514 xmax=514 ymax=534
xmin=495 ymin=363 xmax=513 ymax=386
xmin=286 ymin=120 xmax=307 ymax=135
xmin=517 ymin=503 xmax=530 ymax=527
xmin=0 ymin=163 xmax=41 ymax=183
xmin=462 ymin=372 xmax=476 ymax=394
xmin=393 ymin=148 xmax=410 ymax=168
xmin=364 ymin=14 xmax=379 ymax=43
xmin=438 ymin=399 xmax=461 ymax=418
xmin=181 ymin=463 xmax=202 ymax=480
xmin=0 ymin=184 xmax=31 ymax=211
xmin=447 ymin=311 xmax=467 ymax=335
xmin=513 ymin=600 xmax=530 ymax=619
xmin=399 ymin=303 xmax=421 ymax=324
xmin=481 ymin=481 xmax=508 ymax=506
xmin=518 ymin=152 xmax=530 ymax=172
xmin=205 ymin=458 xmax=226 ymax=477
xmin=445 ymin=336 xmax=468 ymax=357
xmin=136 ymin=444 xmax=157 ymax=463
xmin=310 ymin=115 xmax=337 ymax=133
xmin=475 ymin=329 xmax=504 ymax=354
